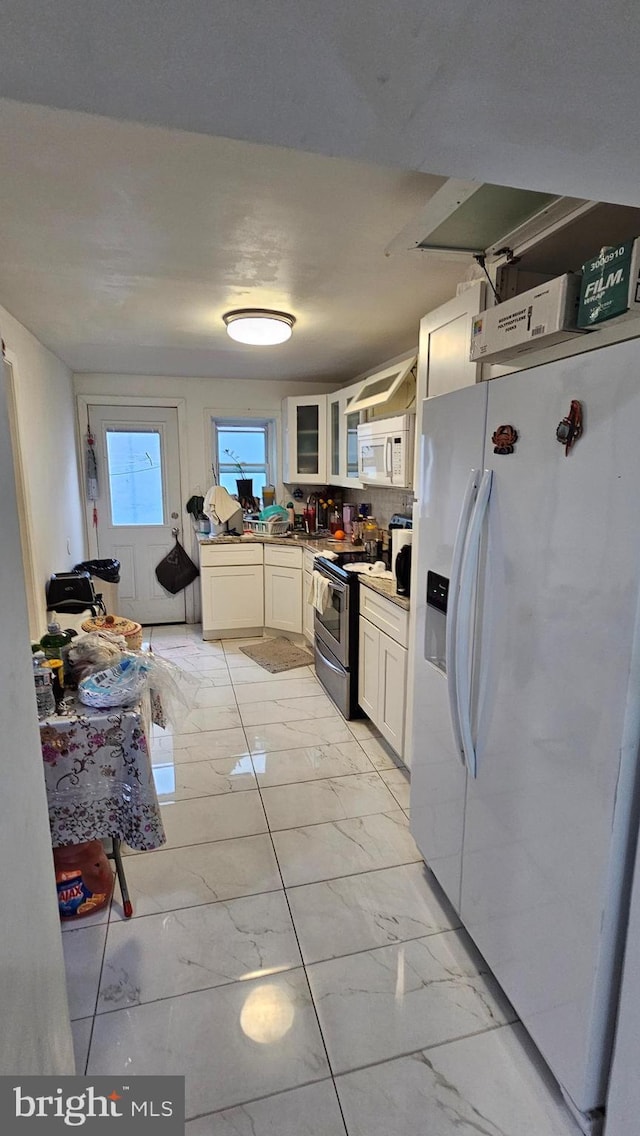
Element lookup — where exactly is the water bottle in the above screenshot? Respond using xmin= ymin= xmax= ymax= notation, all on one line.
xmin=33 ymin=651 xmax=55 ymax=719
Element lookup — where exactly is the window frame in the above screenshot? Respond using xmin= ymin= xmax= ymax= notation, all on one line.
xmin=211 ymin=417 xmax=274 ymax=496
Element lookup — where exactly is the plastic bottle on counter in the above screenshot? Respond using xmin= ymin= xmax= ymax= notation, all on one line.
xmin=33 ymin=651 xmax=56 ymax=719
xmin=42 ymin=658 xmax=65 ymax=708
xmin=287 ymin=501 xmax=295 ymax=530
xmin=40 ymin=621 xmax=72 ymax=660
xmin=330 ymin=506 xmax=342 ymax=534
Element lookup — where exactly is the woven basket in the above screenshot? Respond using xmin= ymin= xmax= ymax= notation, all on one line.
xmin=80 ymin=615 xmax=143 ymax=650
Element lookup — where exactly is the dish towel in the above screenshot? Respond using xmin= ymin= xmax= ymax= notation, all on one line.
xmin=309 ymin=569 xmax=332 ymax=615
xmin=203 ymin=485 xmax=241 ymax=524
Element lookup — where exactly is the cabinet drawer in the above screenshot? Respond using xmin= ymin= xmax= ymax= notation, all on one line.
xmin=264 ymin=544 xmax=303 ymax=569
xmin=200 ymin=543 xmax=263 ymax=567
xmin=359 ymin=585 xmax=409 ymax=647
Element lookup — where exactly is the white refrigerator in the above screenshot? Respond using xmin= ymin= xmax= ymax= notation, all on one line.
xmin=410 ymin=338 xmax=640 ymax=1132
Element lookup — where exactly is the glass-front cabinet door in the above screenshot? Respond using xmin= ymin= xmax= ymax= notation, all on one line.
xmin=343 ymin=389 xmax=362 ymax=486
xmin=323 ymin=384 xmax=363 ymax=487
xmin=328 ymin=393 xmax=341 ymax=481
xmin=284 ymin=395 xmax=327 ymax=484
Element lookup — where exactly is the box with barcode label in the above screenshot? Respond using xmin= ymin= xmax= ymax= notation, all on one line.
xmin=469 ymin=273 xmax=583 ymax=364
xmin=577 ymin=239 xmax=640 ymax=327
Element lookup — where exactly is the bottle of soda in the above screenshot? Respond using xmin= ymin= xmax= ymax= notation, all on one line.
xmin=40 ymin=621 xmax=72 ymax=660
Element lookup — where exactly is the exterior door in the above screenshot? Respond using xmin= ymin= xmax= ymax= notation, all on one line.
xmin=90 ymin=405 xmax=185 ymax=624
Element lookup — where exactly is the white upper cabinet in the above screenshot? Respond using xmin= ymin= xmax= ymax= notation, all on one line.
xmin=283 ymin=394 xmax=328 ymax=484
xmin=417 ymin=282 xmax=486 ymax=403
xmin=327 ymin=381 xmax=364 ymax=489
xmin=347 ymin=355 xmax=416 ymax=416
xmin=415 ymin=281 xmax=486 ymax=492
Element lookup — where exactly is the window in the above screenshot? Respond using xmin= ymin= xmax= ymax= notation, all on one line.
xmin=213 ymin=419 xmax=273 ymax=501
xmin=106 ymin=429 xmax=164 ymax=525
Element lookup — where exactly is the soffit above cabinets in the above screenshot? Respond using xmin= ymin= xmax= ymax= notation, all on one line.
xmin=346 ymin=354 xmax=416 ymax=414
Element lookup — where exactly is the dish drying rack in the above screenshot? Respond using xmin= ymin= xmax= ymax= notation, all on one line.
xmin=243 ymin=517 xmax=290 ymax=536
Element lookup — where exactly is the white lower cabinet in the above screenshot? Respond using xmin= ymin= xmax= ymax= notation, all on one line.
xmin=201 ymin=564 xmax=264 ymax=637
xmin=265 ymin=564 xmax=303 ymax=634
xmin=378 ymin=631 xmax=407 ymax=754
xmin=358 ymin=610 xmax=408 ymax=757
xmin=358 ymin=617 xmax=380 ymax=720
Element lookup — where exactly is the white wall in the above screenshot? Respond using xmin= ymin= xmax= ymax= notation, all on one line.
xmin=0 ymin=340 xmax=74 ymax=1074
xmin=2 ymin=304 xmax=85 ymax=633
xmin=73 ymin=370 xmax=339 ymax=503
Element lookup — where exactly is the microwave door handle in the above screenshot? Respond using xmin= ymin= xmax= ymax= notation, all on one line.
xmin=385 ymin=437 xmax=392 ymax=477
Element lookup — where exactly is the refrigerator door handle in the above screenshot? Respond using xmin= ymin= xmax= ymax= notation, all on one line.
xmin=455 ymin=468 xmax=493 ymax=779
xmin=444 ymin=468 xmax=479 ymax=766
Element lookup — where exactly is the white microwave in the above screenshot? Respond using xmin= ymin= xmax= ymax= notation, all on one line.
xmin=356 ymin=413 xmax=414 ymax=488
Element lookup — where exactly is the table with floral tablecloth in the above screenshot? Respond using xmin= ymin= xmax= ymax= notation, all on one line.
xmin=39 ymin=694 xmax=166 ymax=851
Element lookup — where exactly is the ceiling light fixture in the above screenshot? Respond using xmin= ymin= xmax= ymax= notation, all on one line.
xmin=222 ymin=308 xmax=295 ymax=346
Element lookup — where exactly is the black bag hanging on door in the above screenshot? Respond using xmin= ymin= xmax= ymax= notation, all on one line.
xmin=155 ymin=539 xmax=199 ymax=595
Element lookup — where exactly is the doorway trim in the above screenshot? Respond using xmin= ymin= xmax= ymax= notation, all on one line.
xmin=75 ymin=395 xmax=194 ymax=622
xmin=4 ymin=348 xmax=40 ymax=638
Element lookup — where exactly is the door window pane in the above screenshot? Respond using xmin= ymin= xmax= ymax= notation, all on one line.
xmin=106 ymin=430 xmax=164 ymax=525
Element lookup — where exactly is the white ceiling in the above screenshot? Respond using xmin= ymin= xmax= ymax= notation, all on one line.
xmin=0 ymin=100 xmax=467 ymax=380
xmin=1 ymin=1 xmax=639 ymax=207
xmin=3 ymin=4 xmax=640 ymax=380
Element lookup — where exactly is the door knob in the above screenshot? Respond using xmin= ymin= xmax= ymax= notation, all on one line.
xmin=171 ymin=526 xmax=180 ymax=537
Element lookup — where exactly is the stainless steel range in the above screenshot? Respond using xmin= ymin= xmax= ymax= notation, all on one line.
xmin=313 ymin=556 xmax=362 ymax=719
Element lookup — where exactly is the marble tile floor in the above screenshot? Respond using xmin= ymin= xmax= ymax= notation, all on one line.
xmin=65 ymin=624 xmax=581 ymax=1135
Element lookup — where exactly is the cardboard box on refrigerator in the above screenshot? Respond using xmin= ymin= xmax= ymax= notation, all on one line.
xmin=577 ymin=238 xmax=640 ymax=327
xmin=469 ymin=273 xmax=583 ymax=364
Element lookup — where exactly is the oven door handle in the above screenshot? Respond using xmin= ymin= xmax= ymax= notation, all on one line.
xmin=315 ymin=637 xmax=344 ymax=675
xmin=333 ymin=582 xmax=349 ymax=609
xmin=322 ymin=576 xmax=348 ymax=603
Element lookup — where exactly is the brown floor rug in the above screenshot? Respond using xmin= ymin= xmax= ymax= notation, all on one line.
xmin=239 ymin=637 xmax=314 ymax=673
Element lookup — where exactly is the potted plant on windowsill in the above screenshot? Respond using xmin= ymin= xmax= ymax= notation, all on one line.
xmin=225 ymin=449 xmax=254 ymax=507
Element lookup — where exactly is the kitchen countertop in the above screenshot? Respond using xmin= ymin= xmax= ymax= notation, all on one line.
xmin=196 ymin=531 xmax=357 ymax=557
xmin=359 ymin=574 xmax=410 ymax=611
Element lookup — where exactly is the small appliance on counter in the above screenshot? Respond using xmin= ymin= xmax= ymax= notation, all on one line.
xmin=395 ymin=541 xmax=412 ymax=596
xmin=389 ymin=513 xmax=413 ymax=580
